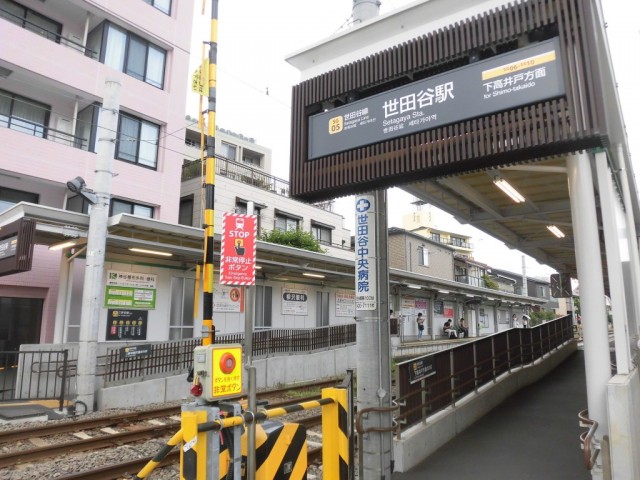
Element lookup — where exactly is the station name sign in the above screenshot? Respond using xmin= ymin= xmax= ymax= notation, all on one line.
xmin=0 ymin=218 xmax=35 ymax=277
xmin=308 ymin=38 xmax=564 ymax=159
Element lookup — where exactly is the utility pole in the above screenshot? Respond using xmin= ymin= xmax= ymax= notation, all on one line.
xmin=76 ymin=78 xmax=120 ymax=411
xmin=354 ymin=190 xmax=393 ymax=479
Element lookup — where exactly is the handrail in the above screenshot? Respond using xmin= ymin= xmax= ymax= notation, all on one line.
xmin=578 ymin=409 xmax=600 ymax=470
xmin=395 ymin=316 xmax=574 ymax=435
xmin=355 ymin=402 xmax=399 ymax=434
xmin=1 ymin=116 xmax=88 ymax=148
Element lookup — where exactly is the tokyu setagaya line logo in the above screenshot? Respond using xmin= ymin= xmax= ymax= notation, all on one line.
xmin=328 ymin=115 xmax=343 ymax=134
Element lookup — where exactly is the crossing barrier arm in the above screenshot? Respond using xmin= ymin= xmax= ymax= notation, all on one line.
xmin=134 ymin=429 xmax=184 ymax=479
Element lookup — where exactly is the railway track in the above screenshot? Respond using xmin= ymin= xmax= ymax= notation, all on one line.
xmin=0 ymin=381 xmax=334 ymax=479
xmin=54 ymin=416 xmax=323 ymax=480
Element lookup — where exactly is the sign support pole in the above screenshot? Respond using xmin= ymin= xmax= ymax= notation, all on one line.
xmin=354 ymin=189 xmax=393 ymax=479
xmin=245 ymin=202 xmax=257 ymax=480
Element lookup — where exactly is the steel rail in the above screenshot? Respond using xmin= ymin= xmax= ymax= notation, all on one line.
xmin=0 ymin=405 xmax=179 ymax=443
xmin=55 ymin=416 xmax=323 ymax=479
xmin=57 ymin=450 xmax=180 ymax=480
xmin=0 ymin=423 xmax=178 ymax=468
xmin=0 ymin=383 xmax=330 ymax=444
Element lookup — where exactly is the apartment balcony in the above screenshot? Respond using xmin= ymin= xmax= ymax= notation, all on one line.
xmin=455 ymin=275 xmax=484 ymax=288
xmin=0 ymin=1 xmax=179 ymax=123
xmin=182 ymin=157 xmax=290 ymax=196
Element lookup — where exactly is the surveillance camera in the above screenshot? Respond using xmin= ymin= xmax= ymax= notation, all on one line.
xmin=66 ymin=176 xmax=86 ymax=194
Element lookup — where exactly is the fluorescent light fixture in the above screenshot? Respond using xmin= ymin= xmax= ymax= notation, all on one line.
xmin=407 ymin=284 xmax=421 ymax=289
xmin=303 ymin=272 xmax=325 ymax=279
xmin=546 ymin=225 xmax=565 ymax=238
xmin=255 ymin=265 xmax=262 ymax=270
xmin=493 ymin=177 xmax=525 ymax=203
xmin=438 ymin=289 xmax=450 ymax=294
xmin=128 ymin=247 xmax=173 ymax=257
xmin=49 ymin=240 xmax=80 ymax=251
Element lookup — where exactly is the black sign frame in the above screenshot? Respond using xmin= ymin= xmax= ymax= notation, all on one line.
xmin=408 ymin=355 xmax=436 ymax=384
xmin=106 ymin=309 xmax=148 ymax=341
xmin=0 ymin=218 xmax=35 ymax=276
xmin=308 ymin=39 xmax=564 ymax=160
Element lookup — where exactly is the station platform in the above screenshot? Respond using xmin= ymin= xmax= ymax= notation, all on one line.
xmin=393 ymin=349 xmax=590 ymax=480
xmin=0 ymin=400 xmax=65 ymax=423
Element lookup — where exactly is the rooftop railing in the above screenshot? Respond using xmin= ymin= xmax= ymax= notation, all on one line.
xmin=182 ymin=156 xmax=291 ymax=198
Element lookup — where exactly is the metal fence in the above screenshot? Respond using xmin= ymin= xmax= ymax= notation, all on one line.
xmin=0 ymin=350 xmax=71 ymax=411
xmin=395 ymin=316 xmax=573 ymax=437
xmin=102 ymin=324 xmax=356 ymax=386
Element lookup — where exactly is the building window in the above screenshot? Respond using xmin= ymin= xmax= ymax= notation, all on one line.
xmin=0 ymin=297 xmax=43 ymax=350
xmin=242 ymin=149 xmax=262 ymax=168
xmin=66 ymin=194 xmax=90 ymax=214
xmin=0 ymin=0 xmax=62 ymax=42
xmin=255 ymin=286 xmax=272 ymax=328
xmin=179 ymin=196 xmax=194 ymax=226
xmin=430 ymin=233 xmax=441 ymax=243
xmin=538 ymin=285 xmax=547 ymax=297
xmin=87 ymin=21 xmax=166 ymax=88
xmin=169 ymin=277 xmax=194 ymax=339
xmin=220 ymin=142 xmax=237 ymax=161
xmin=316 ymin=291 xmax=329 ymax=327
xmin=111 ymin=199 xmax=154 ymax=218
xmin=0 ymin=89 xmax=50 ymax=138
xmin=275 ymin=213 xmax=299 ymax=232
xmin=451 ymin=236 xmax=468 ymax=248
xmin=74 ymin=105 xmax=160 ymax=168
xmin=235 ymin=201 xmax=262 ymax=232
xmin=418 ymin=246 xmax=429 ymax=266
xmin=311 ymin=223 xmax=332 ymax=246
xmin=142 ymin=0 xmax=171 ymax=15
xmin=116 ymin=113 xmax=160 ymax=168
xmin=74 ymin=104 xmax=98 ymax=150
xmin=0 ymin=187 xmax=38 ymax=213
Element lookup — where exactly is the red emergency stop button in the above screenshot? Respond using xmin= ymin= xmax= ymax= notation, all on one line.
xmin=219 ymin=352 xmax=236 ymax=374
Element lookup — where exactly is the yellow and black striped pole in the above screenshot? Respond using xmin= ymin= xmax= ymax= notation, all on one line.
xmin=202 ymin=0 xmax=219 ymax=347
xmin=134 ymin=429 xmax=183 ymax=479
xmin=322 ymin=387 xmax=350 ymax=479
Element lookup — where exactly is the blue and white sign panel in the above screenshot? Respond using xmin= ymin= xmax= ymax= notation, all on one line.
xmin=355 ymin=195 xmax=377 ymax=311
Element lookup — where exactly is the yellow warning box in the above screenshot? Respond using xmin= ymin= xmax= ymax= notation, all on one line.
xmin=192 ymin=343 xmax=243 ymax=401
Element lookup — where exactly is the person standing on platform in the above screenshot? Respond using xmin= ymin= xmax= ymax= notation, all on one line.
xmin=416 ymin=312 xmax=425 ymax=340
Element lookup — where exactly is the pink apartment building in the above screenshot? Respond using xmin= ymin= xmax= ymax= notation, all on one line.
xmin=0 ymin=0 xmax=198 ymax=349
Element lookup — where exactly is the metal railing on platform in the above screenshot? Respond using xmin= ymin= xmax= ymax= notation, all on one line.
xmin=394 ymin=316 xmax=574 ymax=437
xmin=102 ymin=324 xmax=356 ymax=386
xmin=0 ymin=350 xmax=70 ymax=411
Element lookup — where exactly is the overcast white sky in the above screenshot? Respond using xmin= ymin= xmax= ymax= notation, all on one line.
xmin=188 ymin=0 xmax=640 ymax=278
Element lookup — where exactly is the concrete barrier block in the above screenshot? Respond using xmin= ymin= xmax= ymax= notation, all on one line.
xmin=98 ymin=377 xmax=166 ymax=409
